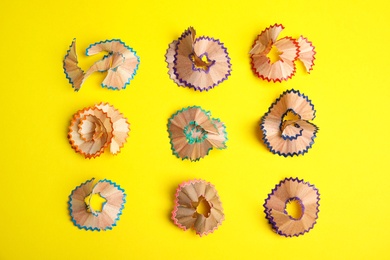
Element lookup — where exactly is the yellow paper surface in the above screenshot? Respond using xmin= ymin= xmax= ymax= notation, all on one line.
xmin=0 ymin=0 xmax=389 ymax=259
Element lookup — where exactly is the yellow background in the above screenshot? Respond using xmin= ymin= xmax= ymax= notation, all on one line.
xmin=1 ymin=0 xmax=389 ymax=259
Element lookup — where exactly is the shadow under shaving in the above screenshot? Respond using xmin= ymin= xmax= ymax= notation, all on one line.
xmin=254 ymin=118 xmax=268 ymax=152
xmin=166 ymin=182 xmax=179 ymax=223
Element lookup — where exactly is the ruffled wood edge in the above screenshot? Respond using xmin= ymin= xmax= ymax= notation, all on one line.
xmin=167 ymin=106 xmax=227 ymax=161
xmin=63 ymin=39 xmax=140 ymax=91
xmin=260 ymin=89 xmax=318 ymax=157
xmin=263 ymin=177 xmax=320 ymax=237
xmin=68 ymin=178 xmax=126 ymax=231
xmin=68 ymin=103 xmax=130 ymax=158
xmin=172 ymin=179 xmax=224 ymax=236
xmin=297 ymin=36 xmax=316 ymax=73
xmin=250 ymin=24 xmax=316 ymax=82
xmin=165 ymin=27 xmax=232 ymax=91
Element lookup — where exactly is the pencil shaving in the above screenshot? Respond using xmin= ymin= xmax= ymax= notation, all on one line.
xmin=69 ymin=178 xmax=126 ymax=231
xmin=250 ymin=24 xmax=315 ymax=82
xmin=166 ymin=27 xmax=231 ymax=91
xmin=68 ymin=103 xmax=130 ymax=158
xmin=63 ymin=39 xmax=140 ymax=91
xmin=260 ymin=89 xmax=318 ymax=156
xmin=172 ymin=179 xmax=224 ymax=236
xmin=264 ymin=177 xmax=320 ymax=237
xmin=167 ymin=106 xmax=227 ymax=161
